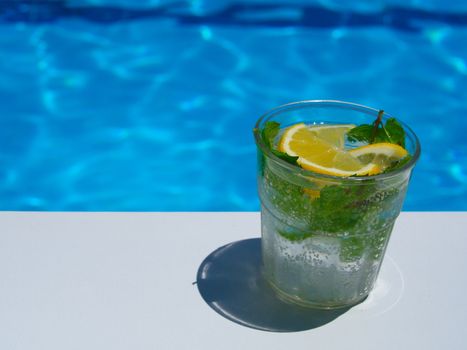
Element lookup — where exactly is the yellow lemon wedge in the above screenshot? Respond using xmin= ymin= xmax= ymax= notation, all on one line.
xmin=349 ymin=143 xmax=408 ymax=172
xmin=279 ymin=123 xmax=379 ymax=176
xmin=307 ymin=123 xmax=356 ymax=148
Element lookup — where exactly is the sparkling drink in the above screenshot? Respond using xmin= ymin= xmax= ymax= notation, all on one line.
xmin=254 ymin=100 xmax=420 ymax=309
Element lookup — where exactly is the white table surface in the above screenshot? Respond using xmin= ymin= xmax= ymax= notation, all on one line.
xmin=0 ymin=212 xmax=466 ymax=349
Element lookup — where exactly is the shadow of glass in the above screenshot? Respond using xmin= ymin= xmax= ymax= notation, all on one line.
xmin=196 ymin=238 xmax=353 ymax=332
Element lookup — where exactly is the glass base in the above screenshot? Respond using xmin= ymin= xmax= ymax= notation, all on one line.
xmin=267 ymin=278 xmax=368 ymax=310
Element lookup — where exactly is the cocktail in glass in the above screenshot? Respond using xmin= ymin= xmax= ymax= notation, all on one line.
xmin=254 ymin=100 xmax=420 ymax=309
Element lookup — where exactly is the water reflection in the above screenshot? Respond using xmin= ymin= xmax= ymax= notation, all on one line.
xmin=1 ymin=1 xmax=467 ymax=33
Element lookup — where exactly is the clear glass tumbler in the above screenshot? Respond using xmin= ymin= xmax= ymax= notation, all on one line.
xmin=253 ymin=100 xmax=420 ymax=309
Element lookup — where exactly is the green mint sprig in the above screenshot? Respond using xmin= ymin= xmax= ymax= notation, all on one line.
xmin=308 ymin=183 xmax=378 ymax=233
xmin=278 ymin=230 xmax=313 ymax=241
xmin=260 ymin=121 xmax=299 ymax=165
xmin=347 ymin=110 xmax=406 ymax=148
xmin=383 ymin=154 xmax=413 ymax=173
xmin=259 ymin=118 xmax=407 ymax=261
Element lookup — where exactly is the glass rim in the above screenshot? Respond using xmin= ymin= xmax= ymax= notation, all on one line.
xmin=253 ymin=99 xmax=421 ymax=182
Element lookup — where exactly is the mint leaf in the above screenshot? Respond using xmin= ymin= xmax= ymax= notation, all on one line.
xmin=271 ymin=149 xmax=299 ymax=165
xmin=261 ymin=121 xmax=298 ymax=166
xmin=347 ymin=114 xmax=407 ymax=148
xmin=261 ymin=121 xmax=280 ymax=149
xmin=278 ymin=230 xmax=313 ymax=241
xmin=347 ymin=124 xmax=373 ymax=143
xmin=310 ymin=185 xmax=374 ymax=233
xmin=385 ymin=118 xmax=405 ymax=147
xmin=383 ymin=154 xmax=412 ymax=173
xmin=262 ymin=163 xmax=313 ymax=222
xmin=374 ymin=126 xmax=392 ymax=143
xmin=310 ymin=183 xmax=400 ymax=261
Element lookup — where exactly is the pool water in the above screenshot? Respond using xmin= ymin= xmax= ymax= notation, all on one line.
xmin=0 ymin=0 xmax=466 ymax=211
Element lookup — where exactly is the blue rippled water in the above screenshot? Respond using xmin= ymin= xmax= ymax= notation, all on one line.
xmin=0 ymin=0 xmax=466 ymax=211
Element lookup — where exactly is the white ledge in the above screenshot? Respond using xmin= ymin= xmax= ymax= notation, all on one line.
xmin=0 ymin=212 xmax=465 ymax=349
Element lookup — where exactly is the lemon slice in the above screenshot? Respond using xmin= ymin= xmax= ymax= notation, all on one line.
xmin=349 ymin=143 xmax=408 ymax=171
xmin=307 ymin=124 xmax=356 ymax=148
xmin=279 ymin=123 xmax=379 ymax=177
